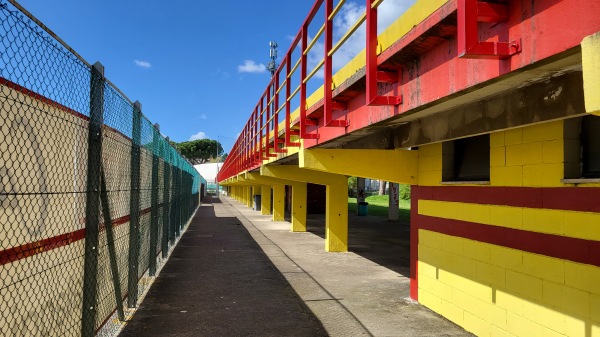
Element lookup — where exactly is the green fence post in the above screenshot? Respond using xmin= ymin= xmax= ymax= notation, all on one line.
xmin=186 ymin=174 xmax=191 ymax=219
xmin=81 ymin=61 xmax=105 ymax=337
xmin=175 ymin=167 xmax=181 ymax=237
xmin=188 ymin=173 xmax=193 ymax=218
xmin=179 ymin=168 xmax=184 ymax=231
xmin=127 ymin=101 xmax=142 ymax=308
xmin=170 ymin=165 xmax=178 ymax=243
xmin=182 ymin=173 xmax=188 ymax=222
xmin=149 ymin=124 xmax=160 ymax=276
xmin=161 ymin=139 xmax=171 ymax=258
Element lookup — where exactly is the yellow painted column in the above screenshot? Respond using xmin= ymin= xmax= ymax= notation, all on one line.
xmin=261 ymin=185 xmax=272 ymax=215
xmin=291 ymin=183 xmax=307 ymax=232
xmin=326 ymin=179 xmax=349 ymax=252
xmin=272 ymin=184 xmax=285 ymax=221
xmin=246 ymin=186 xmax=253 ymax=208
xmin=582 ymin=31 xmax=600 ymax=116
xmin=260 ymin=165 xmax=349 ymax=252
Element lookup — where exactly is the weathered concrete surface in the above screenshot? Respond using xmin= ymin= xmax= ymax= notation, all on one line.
xmin=120 ymin=196 xmax=473 ymax=337
xmin=228 ymin=196 xmax=474 ymax=337
xmin=119 ymin=197 xmax=326 ymax=337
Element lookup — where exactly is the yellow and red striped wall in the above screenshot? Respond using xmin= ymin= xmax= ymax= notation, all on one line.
xmin=412 ymin=120 xmax=600 ymax=337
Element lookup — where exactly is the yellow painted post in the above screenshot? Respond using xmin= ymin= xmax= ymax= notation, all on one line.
xmin=272 ymin=184 xmax=285 ymax=221
xmin=582 ymin=31 xmax=600 ymax=116
xmin=261 ymin=185 xmax=272 ymax=215
xmin=247 ymin=186 xmax=253 ymax=208
xmin=260 ymin=165 xmax=349 ymax=252
xmin=326 ymin=179 xmax=349 ymax=252
xmin=291 ymin=183 xmax=307 ymax=232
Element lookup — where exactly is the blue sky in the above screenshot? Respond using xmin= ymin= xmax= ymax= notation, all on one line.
xmin=15 ymin=0 xmax=414 ymax=153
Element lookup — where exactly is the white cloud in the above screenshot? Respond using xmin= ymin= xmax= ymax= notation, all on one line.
xmin=134 ymin=59 xmax=152 ymax=68
xmin=189 ymin=131 xmax=208 ymax=141
xmin=199 ymin=113 xmax=208 ymax=120
xmin=238 ymin=60 xmax=267 ymax=74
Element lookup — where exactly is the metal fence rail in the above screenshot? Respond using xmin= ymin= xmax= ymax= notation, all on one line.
xmin=0 ymin=2 xmax=205 ymax=336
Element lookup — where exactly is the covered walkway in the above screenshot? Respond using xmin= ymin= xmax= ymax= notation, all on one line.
xmin=120 ymin=196 xmax=472 ymax=336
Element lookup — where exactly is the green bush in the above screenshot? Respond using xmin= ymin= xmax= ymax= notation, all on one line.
xmin=399 ymin=184 xmax=411 ymax=200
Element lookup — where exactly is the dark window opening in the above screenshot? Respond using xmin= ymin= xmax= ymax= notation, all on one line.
xmin=582 ymin=115 xmax=600 ymax=178
xmin=564 ymin=115 xmax=600 ymax=179
xmin=443 ymin=134 xmax=490 ymax=182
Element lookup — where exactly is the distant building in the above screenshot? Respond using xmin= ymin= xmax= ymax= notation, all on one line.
xmin=194 ymin=163 xmax=222 ymax=193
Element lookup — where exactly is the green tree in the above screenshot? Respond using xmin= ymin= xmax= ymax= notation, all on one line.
xmin=399 ymin=184 xmax=411 ymax=200
xmin=347 ymin=176 xmax=357 ymax=197
xmin=174 ymin=139 xmax=224 ymax=164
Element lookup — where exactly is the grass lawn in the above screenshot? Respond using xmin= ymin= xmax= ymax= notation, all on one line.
xmin=348 ymin=195 xmax=410 ymax=222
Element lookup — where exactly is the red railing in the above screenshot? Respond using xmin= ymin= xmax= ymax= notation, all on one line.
xmin=218 ymin=0 xmax=405 ymax=181
xmin=217 ymin=0 xmax=520 ymax=181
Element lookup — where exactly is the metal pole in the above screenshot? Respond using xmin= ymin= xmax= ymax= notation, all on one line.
xmin=81 ymin=61 xmax=105 ymax=337
xmin=173 ymin=167 xmax=181 ymax=238
xmin=169 ymin=164 xmax=176 ymax=244
xmin=127 ymin=101 xmax=142 ymax=308
xmin=216 ymin=136 xmax=219 ymax=198
xmin=162 ymin=138 xmax=171 ymax=258
xmin=149 ymin=123 xmax=160 ymax=276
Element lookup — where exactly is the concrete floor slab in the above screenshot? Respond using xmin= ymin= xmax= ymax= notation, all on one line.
xmin=119 ymin=196 xmax=474 ymax=337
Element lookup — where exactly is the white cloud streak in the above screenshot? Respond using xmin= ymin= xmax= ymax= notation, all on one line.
xmin=238 ymin=60 xmax=267 ymax=74
xmin=189 ymin=131 xmax=208 ymax=141
xmin=199 ymin=113 xmax=208 ymax=120
xmin=134 ymin=59 xmax=152 ymax=68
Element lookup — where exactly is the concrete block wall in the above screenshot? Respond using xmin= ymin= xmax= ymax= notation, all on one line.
xmin=414 ymin=120 xmax=600 ymax=337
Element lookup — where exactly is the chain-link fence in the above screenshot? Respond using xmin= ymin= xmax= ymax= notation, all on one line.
xmin=0 ymin=2 xmax=206 ymax=336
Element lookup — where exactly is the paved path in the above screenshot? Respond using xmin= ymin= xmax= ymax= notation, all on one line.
xmin=120 ymin=197 xmax=327 ymax=337
xmin=120 ymin=196 xmax=473 ymax=337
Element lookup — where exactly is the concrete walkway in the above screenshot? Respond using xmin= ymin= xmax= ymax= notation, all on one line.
xmin=120 ymin=196 xmax=473 ymax=337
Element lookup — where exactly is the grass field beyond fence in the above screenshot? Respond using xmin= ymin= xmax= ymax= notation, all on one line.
xmin=348 ymin=195 xmax=410 ymax=223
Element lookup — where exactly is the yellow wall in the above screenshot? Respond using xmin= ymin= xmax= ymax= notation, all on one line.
xmin=490 ymin=121 xmax=564 ymax=187
xmin=416 ymin=121 xmax=600 ymax=337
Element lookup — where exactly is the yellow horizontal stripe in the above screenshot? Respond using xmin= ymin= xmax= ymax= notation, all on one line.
xmin=418 ymin=200 xmax=600 ymax=241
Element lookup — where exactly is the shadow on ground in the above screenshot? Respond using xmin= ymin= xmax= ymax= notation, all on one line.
xmin=306 ymin=213 xmax=411 ymax=276
xmin=120 ymin=197 xmax=327 ymax=337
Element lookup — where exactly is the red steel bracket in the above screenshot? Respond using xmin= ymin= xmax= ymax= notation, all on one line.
xmin=366 ymin=0 xmax=402 ymax=107
xmin=458 ymin=0 xmax=521 ymax=58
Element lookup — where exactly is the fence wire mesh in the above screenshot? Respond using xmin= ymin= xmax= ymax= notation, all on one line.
xmin=0 ymin=2 xmax=205 ymax=336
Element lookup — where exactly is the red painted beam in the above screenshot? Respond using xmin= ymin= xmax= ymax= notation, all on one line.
xmin=219 ymin=0 xmax=600 ymax=180
xmin=303 ymin=0 xmax=600 ymax=148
